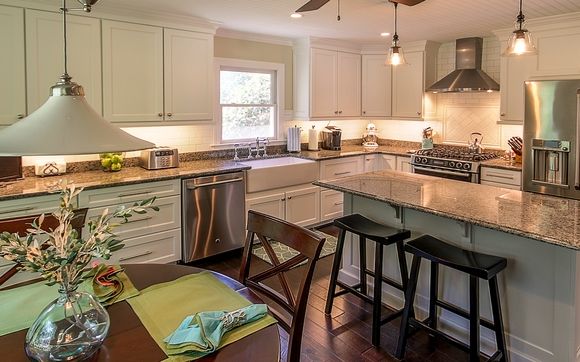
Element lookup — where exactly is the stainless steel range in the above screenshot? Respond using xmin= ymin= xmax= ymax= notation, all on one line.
xmin=410 ymin=148 xmax=499 ymax=183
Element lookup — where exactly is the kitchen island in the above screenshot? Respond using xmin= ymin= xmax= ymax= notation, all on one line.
xmin=315 ymin=170 xmax=580 ymax=362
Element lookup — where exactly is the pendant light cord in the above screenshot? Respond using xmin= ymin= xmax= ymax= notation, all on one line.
xmin=517 ymin=0 xmax=525 ymax=31
xmin=393 ymin=2 xmax=399 ymax=44
xmin=337 ymin=0 xmax=341 ymax=21
xmin=61 ymin=0 xmax=70 ymax=79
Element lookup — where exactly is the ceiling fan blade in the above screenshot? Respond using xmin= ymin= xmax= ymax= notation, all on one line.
xmin=389 ymin=0 xmax=425 ymax=6
xmin=296 ymin=0 xmax=332 ymax=12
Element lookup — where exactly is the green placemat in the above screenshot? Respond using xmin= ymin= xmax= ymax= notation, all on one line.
xmin=126 ymin=271 xmax=277 ymax=362
xmin=0 ymin=267 xmax=138 ymax=336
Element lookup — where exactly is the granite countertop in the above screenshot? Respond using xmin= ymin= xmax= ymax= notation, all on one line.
xmin=314 ymin=170 xmax=579 ymax=250
xmin=481 ymin=158 xmax=523 ymax=171
xmin=299 ymin=144 xmax=415 ymax=160
xmin=0 ymin=159 xmax=250 ymax=201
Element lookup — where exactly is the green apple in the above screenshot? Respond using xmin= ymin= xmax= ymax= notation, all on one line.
xmin=111 ymin=154 xmax=123 ymax=164
xmin=110 ymin=162 xmax=122 ymax=171
xmin=101 ymin=157 xmax=112 ymax=169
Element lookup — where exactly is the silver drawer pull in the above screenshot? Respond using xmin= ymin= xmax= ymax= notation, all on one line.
xmin=333 ymin=202 xmax=344 ymax=206
xmin=119 ymin=250 xmax=152 ymax=261
xmin=118 ymin=191 xmax=152 ymax=198
xmin=486 ymin=173 xmax=515 ymax=180
xmin=334 ymin=171 xmax=351 ymax=176
xmin=122 ymin=216 xmax=153 ymax=224
xmin=0 ymin=206 xmax=34 ymax=215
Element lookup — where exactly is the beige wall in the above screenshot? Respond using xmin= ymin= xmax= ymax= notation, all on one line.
xmin=214 ymin=37 xmax=293 ymax=110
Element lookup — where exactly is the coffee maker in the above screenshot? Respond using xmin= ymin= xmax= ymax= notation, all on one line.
xmin=321 ymin=126 xmax=342 ymax=150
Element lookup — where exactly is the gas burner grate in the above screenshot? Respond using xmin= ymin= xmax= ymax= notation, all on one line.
xmin=416 ymin=148 xmax=499 ymax=161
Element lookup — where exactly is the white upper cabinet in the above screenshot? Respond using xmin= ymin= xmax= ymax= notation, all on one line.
xmin=310 ymin=48 xmax=360 ymax=118
xmin=164 ymin=29 xmax=213 ymax=121
xmin=498 ymin=54 xmax=537 ymax=123
xmin=337 ymin=51 xmax=361 ymax=117
xmin=102 ymin=20 xmax=164 ymax=122
xmin=391 ymin=41 xmax=439 ymax=120
xmin=362 ymin=54 xmax=391 ymax=117
xmin=0 ymin=5 xmax=25 ymax=125
xmin=26 ymin=9 xmax=102 ymax=115
xmin=310 ymin=48 xmax=337 ymax=118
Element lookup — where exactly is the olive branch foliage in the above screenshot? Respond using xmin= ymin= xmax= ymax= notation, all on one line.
xmin=0 ymin=182 xmax=158 ymax=288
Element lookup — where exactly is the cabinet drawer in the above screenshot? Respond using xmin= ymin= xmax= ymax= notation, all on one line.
xmin=83 ymin=195 xmax=180 ymax=240
xmin=320 ymin=156 xmax=363 ymax=180
xmin=0 ymin=194 xmax=69 ymax=219
xmin=480 ymin=180 xmax=521 ymax=190
xmin=320 ymin=189 xmax=344 ymax=222
xmin=109 ymin=229 xmax=181 ymax=264
xmin=79 ymin=180 xmax=180 ymax=208
xmin=480 ymin=167 xmax=521 ymax=186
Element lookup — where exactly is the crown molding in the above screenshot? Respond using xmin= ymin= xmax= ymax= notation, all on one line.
xmin=216 ymin=28 xmax=294 ymax=47
xmin=0 ymin=0 xmax=219 ymax=33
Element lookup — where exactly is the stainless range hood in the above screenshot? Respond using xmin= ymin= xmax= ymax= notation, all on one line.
xmin=427 ymin=37 xmax=499 ymax=93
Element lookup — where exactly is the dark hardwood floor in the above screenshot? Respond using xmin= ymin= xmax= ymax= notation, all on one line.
xmin=193 ymin=226 xmax=478 ymax=361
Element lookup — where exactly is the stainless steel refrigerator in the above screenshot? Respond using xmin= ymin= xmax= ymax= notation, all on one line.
xmin=523 ymin=79 xmax=580 ymax=199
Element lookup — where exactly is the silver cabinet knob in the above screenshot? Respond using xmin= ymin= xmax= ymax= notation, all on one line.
xmin=167 ymin=113 xmax=172 ymax=117
xmin=334 ymin=111 xmax=338 ymax=115
xmin=417 ymin=111 xmax=422 ymax=116
xmin=16 ymin=114 xmax=24 ymax=119
xmin=362 ymin=111 xmax=366 ymax=115
xmin=338 ymin=110 xmax=343 ymax=114
xmin=158 ymin=113 xmax=163 ymax=117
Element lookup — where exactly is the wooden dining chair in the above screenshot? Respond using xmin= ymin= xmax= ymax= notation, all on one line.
xmin=239 ymin=210 xmax=326 ymax=362
xmin=0 ymin=208 xmax=88 ymax=286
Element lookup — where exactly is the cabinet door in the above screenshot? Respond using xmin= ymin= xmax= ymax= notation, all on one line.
xmin=164 ymin=29 xmax=213 ymax=121
xmin=337 ymin=51 xmax=361 ymax=117
xmin=379 ymin=154 xmax=397 ymax=170
xmin=0 ymin=6 xmax=25 ymax=125
xmin=102 ymin=20 xmax=164 ymax=122
xmin=245 ymin=192 xmax=285 ymax=221
xmin=363 ymin=154 xmax=378 ymax=172
xmin=320 ymin=189 xmax=344 ymax=222
xmin=26 ymin=10 xmax=101 ymax=115
xmin=392 ymin=51 xmax=424 ymax=118
xmin=285 ymin=186 xmax=320 ymax=227
xmin=310 ymin=48 xmax=337 ymax=118
xmin=499 ymin=54 xmax=537 ymax=122
xmin=362 ymin=54 xmax=391 ymax=117
xmin=396 ymin=156 xmax=412 ymax=173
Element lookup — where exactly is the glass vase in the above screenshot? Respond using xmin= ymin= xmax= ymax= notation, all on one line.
xmin=25 ymin=285 xmax=110 ymax=361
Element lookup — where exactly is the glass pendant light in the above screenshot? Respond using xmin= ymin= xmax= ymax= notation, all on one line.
xmin=503 ymin=0 xmax=537 ymax=56
xmin=385 ymin=2 xmax=407 ymax=66
xmin=0 ymin=0 xmax=155 ymax=156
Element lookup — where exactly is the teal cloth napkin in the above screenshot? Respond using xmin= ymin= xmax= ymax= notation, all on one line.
xmin=163 ymin=304 xmax=269 ymax=357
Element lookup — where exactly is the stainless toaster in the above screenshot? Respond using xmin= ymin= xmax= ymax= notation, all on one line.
xmin=140 ymin=147 xmax=179 ymax=170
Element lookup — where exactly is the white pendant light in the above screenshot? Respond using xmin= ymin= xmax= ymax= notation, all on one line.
xmin=503 ymin=0 xmax=537 ymax=56
xmin=385 ymin=1 xmax=407 ymax=66
xmin=0 ymin=0 xmax=155 ymax=156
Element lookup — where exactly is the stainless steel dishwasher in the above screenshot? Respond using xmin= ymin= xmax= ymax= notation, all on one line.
xmin=182 ymin=172 xmax=245 ymax=262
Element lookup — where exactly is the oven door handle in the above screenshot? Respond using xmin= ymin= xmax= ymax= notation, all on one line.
xmin=412 ymin=165 xmax=472 ymax=177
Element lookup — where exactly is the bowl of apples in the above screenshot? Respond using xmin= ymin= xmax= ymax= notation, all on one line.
xmin=99 ymin=152 xmax=125 ymax=172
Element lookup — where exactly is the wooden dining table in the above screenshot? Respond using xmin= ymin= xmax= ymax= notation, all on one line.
xmin=0 ymin=264 xmax=280 ymax=361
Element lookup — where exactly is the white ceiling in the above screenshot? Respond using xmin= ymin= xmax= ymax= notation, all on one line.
xmin=98 ymin=0 xmax=580 ymax=44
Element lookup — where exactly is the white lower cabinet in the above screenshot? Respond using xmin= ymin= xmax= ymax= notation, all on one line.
xmin=480 ymin=167 xmax=522 ymax=190
xmin=320 ymin=189 xmax=344 ymax=222
xmin=79 ymin=180 xmax=182 ymax=264
xmin=246 ymin=184 xmax=320 ymax=227
xmin=379 ymin=154 xmax=397 ymax=171
xmin=396 ymin=156 xmax=413 ymax=173
xmin=320 ymin=155 xmax=364 ymax=180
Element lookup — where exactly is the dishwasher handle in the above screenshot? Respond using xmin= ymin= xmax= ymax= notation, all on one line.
xmin=185 ymin=177 xmax=243 ymax=190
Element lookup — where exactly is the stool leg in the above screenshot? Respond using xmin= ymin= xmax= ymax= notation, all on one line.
xmin=396 ymin=240 xmax=409 ymax=291
xmin=359 ymin=236 xmax=367 ymax=295
xmin=372 ymin=242 xmax=383 ymax=346
xmin=395 ymin=255 xmax=421 ymax=359
xmin=489 ymin=276 xmax=509 ymax=362
xmin=469 ymin=275 xmax=480 ymax=362
xmin=429 ymin=262 xmax=439 ymax=330
xmin=325 ymin=228 xmax=347 ymax=315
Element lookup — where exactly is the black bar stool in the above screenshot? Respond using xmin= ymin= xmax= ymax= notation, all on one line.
xmin=325 ymin=213 xmax=411 ymax=346
xmin=395 ymin=234 xmax=509 ymax=362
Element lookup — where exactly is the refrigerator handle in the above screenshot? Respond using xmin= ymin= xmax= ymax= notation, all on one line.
xmin=576 ymin=91 xmax=580 ymax=190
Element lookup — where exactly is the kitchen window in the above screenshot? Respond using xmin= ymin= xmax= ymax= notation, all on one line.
xmin=215 ymin=58 xmax=284 ymax=144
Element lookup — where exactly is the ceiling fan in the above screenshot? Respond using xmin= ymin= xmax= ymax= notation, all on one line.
xmin=295 ymin=0 xmax=425 ymax=14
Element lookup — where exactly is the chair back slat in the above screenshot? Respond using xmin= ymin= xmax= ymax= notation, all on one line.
xmin=0 ymin=208 xmax=88 ymax=286
xmin=239 ymin=210 xmax=326 ymax=362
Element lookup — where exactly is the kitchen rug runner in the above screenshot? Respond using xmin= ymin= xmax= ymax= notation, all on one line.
xmin=0 ymin=265 xmax=138 ymax=336
xmin=126 ymin=271 xmax=277 ymax=361
xmin=252 ymin=229 xmax=337 ymax=266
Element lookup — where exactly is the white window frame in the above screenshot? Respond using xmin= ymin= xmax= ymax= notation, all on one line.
xmin=214 ymin=58 xmax=285 ymax=145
